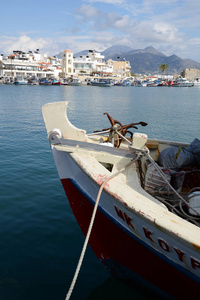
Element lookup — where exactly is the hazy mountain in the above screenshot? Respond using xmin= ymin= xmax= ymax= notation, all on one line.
xmin=102 ymin=45 xmax=200 ymax=74
xmin=74 ymin=46 xmax=133 ymax=58
xmin=101 ymin=45 xmax=133 ymax=57
xmin=73 ymin=50 xmax=89 ymax=57
xmin=142 ymin=46 xmax=166 ymax=57
xmin=55 ymin=52 xmax=62 ymax=59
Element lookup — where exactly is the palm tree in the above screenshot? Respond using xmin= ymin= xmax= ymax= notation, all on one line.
xmin=159 ymin=64 xmax=169 ymax=78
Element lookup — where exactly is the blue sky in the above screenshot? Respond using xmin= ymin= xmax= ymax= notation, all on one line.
xmin=1 ymin=0 xmax=200 ymax=62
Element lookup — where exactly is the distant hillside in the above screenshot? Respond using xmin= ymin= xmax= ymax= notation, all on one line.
xmin=102 ymin=45 xmax=200 ymax=74
xmin=73 ymin=50 xmax=89 ymax=57
xmin=73 ymin=45 xmax=134 ymax=58
xmin=56 ymin=52 xmax=62 ymax=59
xmin=56 ymin=45 xmax=200 ymax=74
xmin=101 ymin=45 xmax=133 ymax=57
xmin=56 ymin=50 xmax=89 ymax=59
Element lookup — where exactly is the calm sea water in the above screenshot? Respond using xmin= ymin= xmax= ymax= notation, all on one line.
xmin=1 ymin=84 xmax=200 ymax=300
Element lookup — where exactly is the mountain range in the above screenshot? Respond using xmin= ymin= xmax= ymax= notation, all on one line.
xmin=73 ymin=45 xmax=200 ymax=75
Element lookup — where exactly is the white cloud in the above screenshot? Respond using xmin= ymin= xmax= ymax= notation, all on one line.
xmin=0 ymin=35 xmax=59 ymax=56
xmin=76 ymin=4 xmax=100 ymax=21
xmin=153 ymin=22 xmax=179 ymax=42
xmin=105 ymin=12 xmax=122 ymax=27
xmin=0 ymin=1 xmax=200 ymax=62
xmin=114 ymin=15 xmax=130 ymax=29
xmin=190 ymin=38 xmax=200 ymax=45
xmin=74 ymin=1 xmax=200 ymax=59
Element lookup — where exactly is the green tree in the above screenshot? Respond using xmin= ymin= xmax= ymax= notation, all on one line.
xmin=159 ymin=63 xmax=169 ymax=74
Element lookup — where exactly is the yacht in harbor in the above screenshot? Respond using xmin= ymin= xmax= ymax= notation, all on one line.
xmin=173 ymin=77 xmax=194 ymax=87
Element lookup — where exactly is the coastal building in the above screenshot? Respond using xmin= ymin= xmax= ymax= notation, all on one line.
xmin=73 ymin=50 xmax=113 ymax=76
xmin=0 ymin=50 xmax=62 ymax=79
xmin=61 ymin=49 xmax=75 ymax=77
xmin=60 ymin=49 xmax=113 ymax=77
xmin=107 ymin=59 xmax=131 ymax=77
xmin=73 ymin=55 xmax=94 ymax=75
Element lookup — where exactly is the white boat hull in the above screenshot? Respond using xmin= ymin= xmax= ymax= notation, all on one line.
xmin=42 ymin=101 xmax=200 ymax=299
xmin=52 ymin=145 xmax=200 ymax=298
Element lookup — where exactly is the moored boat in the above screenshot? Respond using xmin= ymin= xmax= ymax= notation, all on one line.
xmin=134 ymin=80 xmax=147 ymax=87
xmin=146 ymin=80 xmax=159 ymax=87
xmin=28 ymin=77 xmax=39 ymax=85
xmin=0 ymin=77 xmax=4 ymax=84
xmin=42 ymin=101 xmax=200 ymax=299
xmin=61 ymin=79 xmax=69 ymax=85
xmin=68 ymin=78 xmax=82 ymax=86
xmin=14 ymin=76 xmax=28 ymax=85
xmin=113 ymin=80 xmax=123 ymax=86
xmin=52 ymin=79 xmax=61 ymax=85
xmin=193 ymin=77 xmax=200 ymax=87
xmin=39 ymin=78 xmax=52 ymax=85
xmin=172 ymin=77 xmax=194 ymax=87
xmin=121 ymin=80 xmax=132 ymax=86
xmin=4 ymin=77 xmax=14 ymax=84
xmin=157 ymin=81 xmax=168 ymax=86
xmin=91 ymin=78 xmax=112 ymax=87
xmin=168 ymin=80 xmax=175 ymax=86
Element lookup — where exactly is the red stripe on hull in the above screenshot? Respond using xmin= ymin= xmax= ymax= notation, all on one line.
xmin=61 ymin=178 xmax=200 ymax=299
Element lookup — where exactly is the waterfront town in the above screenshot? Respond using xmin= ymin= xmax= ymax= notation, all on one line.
xmin=0 ymin=49 xmax=131 ymax=83
xmin=0 ymin=48 xmax=200 ymax=86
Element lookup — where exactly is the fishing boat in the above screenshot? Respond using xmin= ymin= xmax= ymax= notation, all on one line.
xmin=121 ymin=80 xmax=132 ymax=86
xmin=113 ymin=80 xmax=123 ymax=86
xmin=28 ymin=77 xmax=39 ymax=85
xmin=146 ymin=80 xmax=159 ymax=87
xmin=91 ymin=78 xmax=112 ymax=87
xmin=168 ymin=80 xmax=175 ymax=86
xmin=39 ymin=78 xmax=52 ymax=85
xmin=61 ymin=79 xmax=69 ymax=86
xmin=14 ymin=76 xmax=28 ymax=85
xmin=4 ymin=77 xmax=14 ymax=84
xmin=68 ymin=78 xmax=82 ymax=86
xmin=134 ymin=80 xmax=147 ymax=87
xmin=157 ymin=81 xmax=168 ymax=87
xmin=52 ymin=79 xmax=61 ymax=85
xmin=42 ymin=101 xmax=200 ymax=299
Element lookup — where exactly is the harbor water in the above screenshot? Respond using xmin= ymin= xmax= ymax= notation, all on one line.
xmin=1 ymin=84 xmax=200 ymax=300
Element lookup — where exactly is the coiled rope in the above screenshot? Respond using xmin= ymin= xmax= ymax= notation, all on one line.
xmin=65 ymin=155 xmax=140 ymax=300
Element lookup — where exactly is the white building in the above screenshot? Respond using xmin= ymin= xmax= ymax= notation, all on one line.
xmin=0 ymin=50 xmax=62 ymax=79
xmin=62 ymin=49 xmax=74 ymax=77
xmin=73 ymin=54 xmax=94 ymax=75
xmin=73 ymin=50 xmax=113 ymax=76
